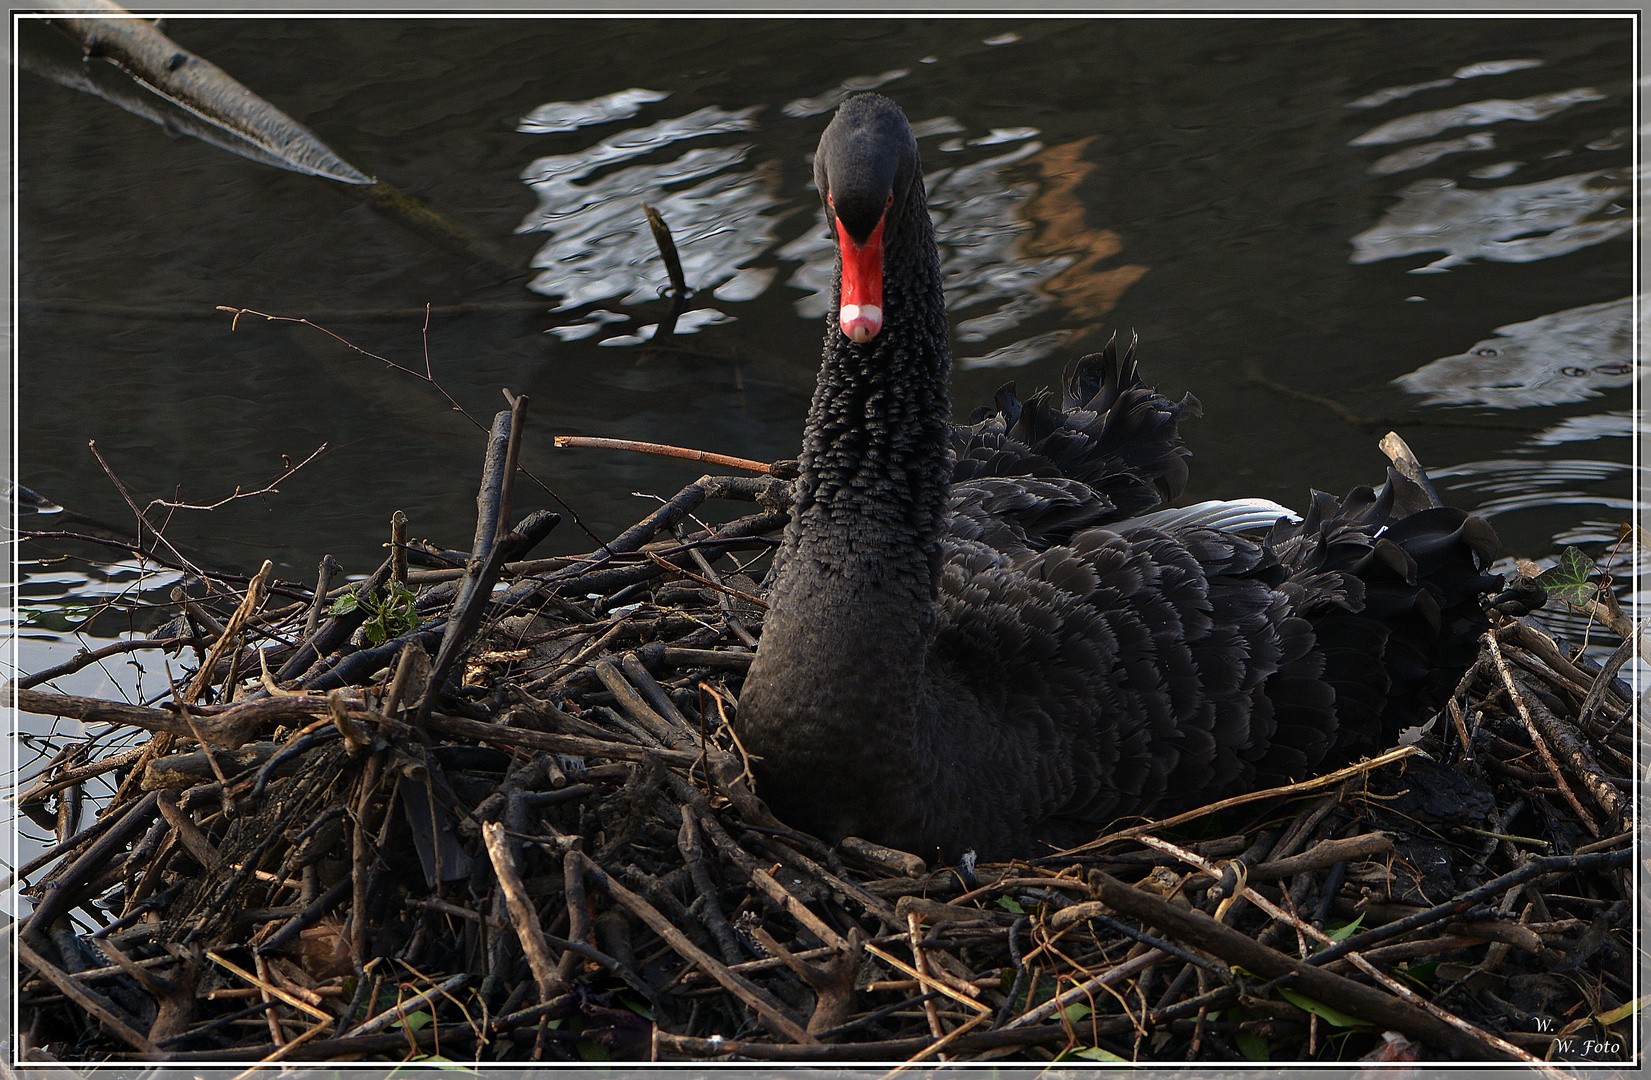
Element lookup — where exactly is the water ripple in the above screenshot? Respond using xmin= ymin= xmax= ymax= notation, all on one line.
xmin=1349 ymin=86 xmax=1604 ymax=145
xmin=1394 ymin=297 xmax=1638 ymax=408
xmin=517 ymin=88 xmax=670 ymax=134
xmin=1350 ymin=170 xmax=1629 ymax=272
xmin=518 ymin=103 xmax=778 ymax=317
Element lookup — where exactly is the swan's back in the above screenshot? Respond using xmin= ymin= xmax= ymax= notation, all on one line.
xmin=909 ymin=342 xmax=1501 ymax=858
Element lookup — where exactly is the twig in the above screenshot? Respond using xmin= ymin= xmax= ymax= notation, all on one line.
xmin=575 ymin=852 xmax=815 ymax=1044
xmin=86 ymin=438 xmax=202 ymax=578
xmin=1135 ymin=836 xmax=1542 ymax=1065
xmin=555 ymin=435 xmax=772 ymax=476
xmin=185 ymin=560 xmax=274 ymax=705
xmin=864 ymin=942 xmax=990 ymax=1017
xmin=205 ymin=950 xmax=333 ymax=1022
xmin=341 ymin=973 xmax=471 ymax=1038
xmin=1090 ymin=870 xmax=1516 ymax=1061
xmin=143 ymin=442 xmax=329 ymax=514
xmin=216 ymin=305 xmax=603 ymax=548
xmin=644 ymin=550 xmax=769 ymax=609
xmin=1482 ymin=632 xmax=1599 ymax=836
xmin=1061 ymin=745 xmax=1416 ymax=856
xmin=17 ymin=938 xmax=160 ymax=1055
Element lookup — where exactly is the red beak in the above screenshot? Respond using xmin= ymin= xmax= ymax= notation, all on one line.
xmin=835 ymin=213 xmax=886 ymax=343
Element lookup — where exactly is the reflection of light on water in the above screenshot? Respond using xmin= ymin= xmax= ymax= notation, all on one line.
xmin=1350 ymin=86 xmax=1604 ymax=145
xmin=1351 ymin=171 xmax=1629 ymax=272
xmin=1526 ymin=410 xmax=1638 ymax=446
xmin=516 ymin=102 xmax=780 ymax=330
xmin=518 ymin=88 xmax=670 ymax=134
xmin=1433 ymin=457 xmax=1635 ymax=519
xmin=1367 ymin=132 xmax=1494 ymax=176
xmin=520 ymin=86 xmax=1144 ymax=356
xmin=782 ymin=69 xmax=909 ymax=118
xmin=1347 ymin=58 xmax=1544 ymax=109
xmin=1394 ymin=297 xmax=1638 ymax=408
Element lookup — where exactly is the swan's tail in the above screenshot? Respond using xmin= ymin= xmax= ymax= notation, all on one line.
xmin=953 ymin=331 xmax=1201 ymax=529
xmin=1243 ymin=470 xmax=1504 ymax=785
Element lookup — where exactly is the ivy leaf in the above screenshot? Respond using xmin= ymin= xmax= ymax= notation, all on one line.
xmin=996 ymin=896 xmax=1025 ymax=914
xmin=1279 ymin=988 xmax=1369 ymax=1028
xmin=1062 ymin=1002 xmax=1093 ymax=1022
xmin=1536 ymin=547 xmax=1598 ymax=607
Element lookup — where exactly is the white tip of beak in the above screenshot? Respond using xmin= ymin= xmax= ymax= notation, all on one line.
xmin=840 ymin=303 xmax=883 ymax=343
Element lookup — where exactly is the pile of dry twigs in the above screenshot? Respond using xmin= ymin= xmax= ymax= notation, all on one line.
xmin=12 ymin=402 xmax=1636 ymax=1066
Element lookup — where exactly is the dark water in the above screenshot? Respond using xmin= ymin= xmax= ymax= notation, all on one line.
xmin=14 ymin=16 xmax=1637 ymax=669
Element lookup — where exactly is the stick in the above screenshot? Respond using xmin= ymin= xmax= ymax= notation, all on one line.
xmin=185 ymin=560 xmax=274 ymax=704
xmin=1090 ymin=871 xmax=1514 ymax=1061
xmin=17 ymin=938 xmax=160 ymax=1056
xmin=341 ymin=972 xmax=471 ymax=1038
xmin=1061 ymin=745 xmax=1417 ymax=856
xmin=1509 ymin=671 xmax=1627 ymax=827
xmin=864 ymin=942 xmax=990 ymax=1016
xmin=1135 ymin=836 xmax=1543 ymax=1065
xmin=1482 ymin=632 xmax=1599 ymax=836
xmin=205 ymin=950 xmax=333 ymax=1022
xmin=554 ymin=435 xmax=772 ymax=476
xmin=575 ymin=853 xmax=815 ymax=1044
xmin=24 ymin=790 xmax=161 ymax=938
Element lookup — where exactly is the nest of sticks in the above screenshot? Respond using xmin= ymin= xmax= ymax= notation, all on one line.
xmin=13 ymin=405 xmax=1636 ymax=1066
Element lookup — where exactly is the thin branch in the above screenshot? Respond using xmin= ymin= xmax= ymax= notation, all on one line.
xmin=144 ymin=443 xmax=330 ymax=513
xmin=554 ymin=435 xmax=772 ymax=475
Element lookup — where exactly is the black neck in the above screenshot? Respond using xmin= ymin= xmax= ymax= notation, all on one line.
xmin=783 ymin=180 xmax=953 ymax=599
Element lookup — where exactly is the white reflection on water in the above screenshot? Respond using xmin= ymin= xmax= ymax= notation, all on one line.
xmin=1348 ymin=58 xmax=1544 ymax=109
xmin=1350 ymin=86 xmax=1604 ymax=146
xmin=518 ymin=87 xmax=670 ymax=134
xmin=517 ymin=103 xmax=780 ymax=320
xmin=1350 ymin=170 xmax=1629 ymax=272
xmin=1431 ymin=458 xmax=1635 ymax=520
xmin=782 ymin=69 xmax=909 ymax=118
xmin=1526 ymin=410 xmax=1638 ymax=446
xmin=1367 ymin=132 xmax=1495 ymax=176
xmin=1394 ymin=297 xmax=1638 ymax=408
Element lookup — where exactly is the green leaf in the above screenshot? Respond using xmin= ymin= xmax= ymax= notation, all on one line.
xmin=1054 ymin=1046 xmax=1127 ymax=1062
xmin=996 ymin=896 xmax=1025 ymax=914
xmin=1278 ymin=988 xmax=1369 ymax=1028
xmin=1062 ymin=1002 xmax=1094 ymax=1022
xmin=1396 ymin=960 xmax=1440 ymax=989
xmin=620 ymin=996 xmax=656 ymax=1021
xmin=330 ymin=594 xmax=360 ymax=615
xmin=1598 ymin=996 xmax=1643 ymax=1026
xmin=1537 ymin=546 xmax=1599 ymax=607
xmin=1235 ymin=1030 xmax=1271 ymax=1061
xmin=575 ymin=1040 xmax=610 ymax=1062
xmin=394 ymin=1010 xmax=433 ymax=1032
xmin=1325 ymin=913 xmax=1364 ymax=942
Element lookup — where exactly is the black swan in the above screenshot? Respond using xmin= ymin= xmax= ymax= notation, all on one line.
xmin=735 ymin=93 xmax=1502 ymax=862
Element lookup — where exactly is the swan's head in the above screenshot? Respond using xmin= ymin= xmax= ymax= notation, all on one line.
xmin=815 ymin=93 xmax=920 ymax=344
